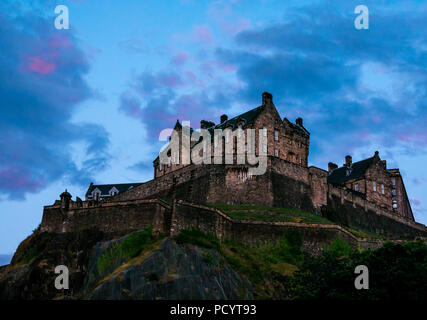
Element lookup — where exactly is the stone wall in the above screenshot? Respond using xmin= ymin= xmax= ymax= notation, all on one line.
xmin=41 ymin=199 xmax=172 ymax=236
xmin=171 ymin=200 xmax=384 ymax=255
xmin=325 ymin=185 xmax=427 ymax=239
xmin=113 ymin=156 xmax=320 ymax=212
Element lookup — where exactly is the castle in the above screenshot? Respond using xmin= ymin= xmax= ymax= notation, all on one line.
xmin=41 ymin=92 xmax=427 ymax=248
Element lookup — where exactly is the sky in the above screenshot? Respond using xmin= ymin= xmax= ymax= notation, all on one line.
xmin=1 ymin=0 xmax=427 ymax=259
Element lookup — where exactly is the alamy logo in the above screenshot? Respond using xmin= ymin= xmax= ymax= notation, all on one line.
xmin=354 ymin=5 xmax=369 ymax=30
xmin=158 ymin=122 xmax=268 ymax=175
xmin=354 ymin=265 xmax=369 ymax=289
xmin=55 ymin=265 xmax=69 ymax=290
xmin=54 ymin=5 xmax=69 ymax=30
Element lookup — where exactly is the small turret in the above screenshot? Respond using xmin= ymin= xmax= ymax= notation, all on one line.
xmin=60 ymin=189 xmax=72 ymax=210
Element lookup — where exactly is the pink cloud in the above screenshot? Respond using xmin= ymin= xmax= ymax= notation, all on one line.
xmin=217 ymin=18 xmax=251 ymax=36
xmin=193 ymin=25 xmax=216 ymax=45
xmin=158 ymin=73 xmax=185 ymax=88
xmin=200 ymin=60 xmax=236 ymax=78
xmin=27 ymin=57 xmax=56 ymax=75
xmin=171 ymin=51 xmax=190 ymax=66
xmin=48 ymin=34 xmax=72 ymax=49
xmin=397 ymin=132 xmax=427 ymax=144
xmin=0 ymin=167 xmax=43 ymax=193
xmin=410 ymin=199 xmax=421 ymax=206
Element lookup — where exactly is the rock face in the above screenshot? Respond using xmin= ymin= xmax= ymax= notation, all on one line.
xmin=88 ymin=239 xmax=253 ymax=300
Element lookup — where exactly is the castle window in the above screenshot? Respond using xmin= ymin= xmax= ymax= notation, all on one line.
xmin=299 ymin=157 xmax=302 ymax=164
xmin=262 ymin=144 xmax=267 ymax=153
xmin=381 ymin=184 xmax=385 ymax=194
xmin=262 ymin=127 xmax=267 ymax=137
xmin=391 ymin=178 xmax=396 ymax=186
xmin=355 ymin=183 xmax=359 ymax=192
xmin=392 ymin=189 xmax=397 ymax=196
xmin=298 ymin=142 xmax=302 ymax=148
xmin=159 ymin=164 xmax=163 ymax=171
xmin=393 ymin=200 xmax=398 ymax=209
xmin=274 ymin=149 xmax=279 ymax=157
xmin=274 ymin=130 xmax=279 ymax=141
xmin=373 ymin=181 xmax=376 ymax=192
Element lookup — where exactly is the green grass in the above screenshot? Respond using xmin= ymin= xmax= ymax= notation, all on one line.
xmin=344 ymin=227 xmax=385 ymax=240
xmin=97 ymin=226 xmax=157 ymax=277
xmin=208 ymin=203 xmax=335 ymax=225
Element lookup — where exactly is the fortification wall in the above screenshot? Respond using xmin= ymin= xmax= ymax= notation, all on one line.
xmin=171 ymin=200 xmax=382 ymax=255
xmin=325 ymin=184 xmax=427 ymax=239
xmin=112 ymin=157 xmax=319 ymax=211
xmin=41 ymin=199 xmax=172 ymax=236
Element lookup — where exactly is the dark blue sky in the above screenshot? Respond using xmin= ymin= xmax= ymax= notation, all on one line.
xmin=1 ymin=0 xmax=427 ymax=255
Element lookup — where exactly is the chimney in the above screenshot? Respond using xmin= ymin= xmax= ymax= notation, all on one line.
xmin=200 ymin=120 xmax=215 ymax=129
xmin=262 ymin=92 xmax=273 ymax=106
xmin=296 ymin=117 xmax=303 ymax=127
xmin=345 ymin=155 xmax=352 ymax=167
xmin=328 ymin=162 xmax=338 ymax=173
xmin=374 ymin=151 xmax=379 ymax=158
xmin=220 ymin=114 xmax=228 ymax=124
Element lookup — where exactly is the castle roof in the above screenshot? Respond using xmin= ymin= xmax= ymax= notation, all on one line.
xmin=284 ymin=118 xmax=310 ymax=136
xmin=213 ymin=106 xmax=264 ymax=130
xmin=85 ymin=183 xmax=143 ymax=197
xmin=327 ymin=157 xmax=375 ymax=184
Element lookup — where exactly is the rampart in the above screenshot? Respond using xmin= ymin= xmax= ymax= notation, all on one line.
xmin=112 ymin=157 xmax=326 ymax=213
xmin=170 ymin=200 xmax=386 ymax=254
xmin=41 ymin=199 xmax=172 ymax=236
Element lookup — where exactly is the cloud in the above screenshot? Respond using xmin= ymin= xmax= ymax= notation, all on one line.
xmin=212 ymin=2 xmax=427 ymax=165
xmin=118 ymin=0 xmax=427 ymax=177
xmin=0 ymin=5 xmax=110 ymax=200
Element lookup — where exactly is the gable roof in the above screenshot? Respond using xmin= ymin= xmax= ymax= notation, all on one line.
xmin=85 ymin=183 xmax=143 ymax=196
xmin=213 ymin=106 xmax=264 ymax=131
xmin=327 ymin=157 xmax=375 ymax=184
xmin=284 ymin=118 xmax=310 ymax=136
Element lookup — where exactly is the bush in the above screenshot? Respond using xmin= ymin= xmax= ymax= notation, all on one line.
xmin=328 ymin=238 xmax=351 ymax=257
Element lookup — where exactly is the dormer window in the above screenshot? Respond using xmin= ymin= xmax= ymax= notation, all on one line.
xmin=345 ymin=168 xmax=352 ymax=176
xmin=109 ymin=187 xmax=119 ymax=197
xmin=92 ymin=188 xmax=101 ymax=201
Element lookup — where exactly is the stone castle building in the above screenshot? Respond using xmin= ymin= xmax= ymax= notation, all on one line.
xmin=41 ymin=92 xmax=427 ymax=242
